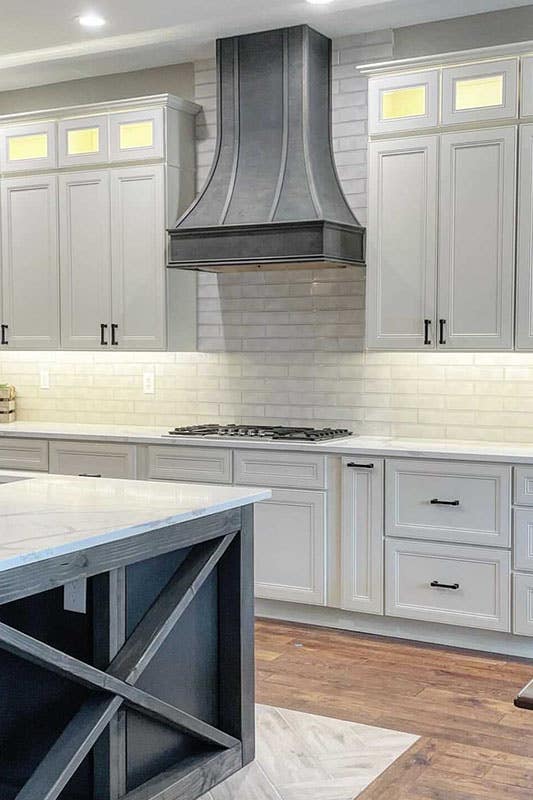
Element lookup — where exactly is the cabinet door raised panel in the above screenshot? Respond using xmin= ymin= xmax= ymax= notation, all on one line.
xmin=1 ymin=174 xmax=60 ymax=349
xmin=254 ymin=488 xmax=326 ymax=605
xmin=59 ymin=171 xmax=112 ymax=349
xmin=341 ymin=458 xmax=384 ymax=615
xmin=366 ymin=135 xmax=438 ymax=350
xmin=438 ymin=127 xmax=516 ymax=350
xmin=110 ymin=164 xmax=166 ymax=350
xmin=516 ymin=124 xmax=533 ymax=349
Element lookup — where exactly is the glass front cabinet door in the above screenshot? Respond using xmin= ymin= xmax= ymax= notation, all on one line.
xmin=109 ymin=108 xmax=165 ymax=163
xmin=0 ymin=121 xmax=57 ymax=173
xmin=368 ymin=70 xmax=439 ymax=135
xmin=58 ymin=115 xmax=109 ymax=168
xmin=441 ymin=59 xmax=518 ymax=125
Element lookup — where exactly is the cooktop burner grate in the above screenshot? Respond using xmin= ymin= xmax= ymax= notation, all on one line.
xmin=166 ymin=425 xmax=353 ymax=442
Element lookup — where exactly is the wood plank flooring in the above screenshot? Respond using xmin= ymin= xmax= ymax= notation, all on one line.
xmin=255 ymin=619 xmax=533 ymax=799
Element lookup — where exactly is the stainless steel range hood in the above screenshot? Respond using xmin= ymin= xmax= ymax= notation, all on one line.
xmin=168 ymin=25 xmax=365 ymax=273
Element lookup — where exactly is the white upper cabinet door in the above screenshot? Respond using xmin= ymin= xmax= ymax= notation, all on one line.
xmin=368 ymin=70 xmax=439 ymax=135
xmin=438 ymin=127 xmax=516 ymax=350
xmin=520 ymin=56 xmax=533 ymax=118
xmin=59 ymin=171 xmax=112 ymax=350
xmin=109 ymin=108 xmax=164 ymax=163
xmin=516 ymin=124 xmax=533 ymax=349
xmin=341 ymin=458 xmax=384 ymax=615
xmin=110 ymin=164 xmax=166 ymax=350
xmin=366 ymin=135 xmax=438 ymax=350
xmin=0 ymin=121 xmax=57 ymax=173
xmin=58 ymin=115 xmax=109 ymax=168
xmin=1 ymin=175 xmax=60 ymax=349
xmin=442 ymin=59 xmax=518 ymax=126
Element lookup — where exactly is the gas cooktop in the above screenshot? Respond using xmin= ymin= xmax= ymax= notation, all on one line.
xmin=166 ymin=425 xmax=353 ymax=442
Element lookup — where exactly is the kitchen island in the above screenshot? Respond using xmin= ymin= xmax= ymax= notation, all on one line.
xmin=0 ymin=475 xmax=270 ymax=800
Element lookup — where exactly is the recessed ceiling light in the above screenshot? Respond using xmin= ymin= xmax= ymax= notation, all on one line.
xmin=305 ymin=0 xmax=335 ymax=4
xmin=78 ymin=13 xmax=106 ymax=28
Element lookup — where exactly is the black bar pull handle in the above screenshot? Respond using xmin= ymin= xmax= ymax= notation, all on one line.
xmin=431 ymin=580 xmax=459 ymax=590
xmin=439 ymin=318 xmax=446 ymax=345
xmin=347 ymin=462 xmax=374 ymax=469
xmin=100 ymin=324 xmax=108 ymax=346
xmin=430 ymin=498 xmax=460 ymax=506
xmin=78 ymin=473 xmax=102 ymax=478
xmin=111 ymin=324 xmax=118 ymax=346
xmin=424 ymin=319 xmax=431 ymax=345
xmin=1 ymin=324 xmax=8 ymax=345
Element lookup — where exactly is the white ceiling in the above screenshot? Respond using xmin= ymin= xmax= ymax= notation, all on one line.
xmin=2 ymin=0 xmax=532 ymax=91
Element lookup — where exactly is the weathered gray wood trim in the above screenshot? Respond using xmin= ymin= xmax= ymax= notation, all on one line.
xmin=93 ymin=567 xmax=128 ymax=800
xmin=218 ymin=504 xmax=256 ymax=765
xmin=108 ymin=533 xmax=236 ymax=684
xmin=15 ymin=695 xmax=123 ymax=800
xmin=0 ymin=507 xmax=242 ymax=606
xmin=120 ymin=744 xmax=243 ymax=800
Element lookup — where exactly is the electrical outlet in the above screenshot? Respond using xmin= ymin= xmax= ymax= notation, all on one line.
xmin=143 ymin=371 xmax=155 ymax=395
xmin=40 ymin=369 xmax=50 ymax=389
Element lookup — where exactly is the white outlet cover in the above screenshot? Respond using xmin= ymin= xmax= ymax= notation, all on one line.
xmin=143 ymin=371 xmax=155 ymax=394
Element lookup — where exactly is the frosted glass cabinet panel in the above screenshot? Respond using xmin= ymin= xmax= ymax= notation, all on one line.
xmin=109 ymin=108 xmax=164 ymax=162
xmin=366 ymin=135 xmax=438 ymax=350
xmin=442 ymin=59 xmax=518 ymax=125
xmin=1 ymin=175 xmax=60 ymax=349
xmin=0 ymin=122 xmax=57 ymax=173
xmin=58 ymin=115 xmax=109 ymax=167
xmin=438 ymin=127 xmax=516 ymax=350
xmin=368 ymin=71 xmax=439 ymax=135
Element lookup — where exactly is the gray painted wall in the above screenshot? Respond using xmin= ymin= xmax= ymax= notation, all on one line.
xmin=394 ymin=5 xmax=533 ymax=58
xmin=0 ymin=62 xmax=194 ymax=114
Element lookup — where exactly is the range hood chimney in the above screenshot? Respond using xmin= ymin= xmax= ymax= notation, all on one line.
xmin=168 ymin=25 xmax=365 ymax=272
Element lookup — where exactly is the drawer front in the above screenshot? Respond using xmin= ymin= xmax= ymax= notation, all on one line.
xmin=147 ymin=446 xmax=232 ymax=484
xmin=385 ymin=459 xmax=511 ymax=547
xmin=513 ymin=508 xmax=533 ymax=571
xmin=513 ymin=572 xmax=533 ymax=636
xmin=254 ymin=488 xmax=326 ymax=605
xmin=0 ymin=438 xmax=48 ymax=471
xmin=49 ymin=441 xmax=136 ymax=478
xmin=386 ymin=538 xmax=511 ymax=631
xmin=514 ymin=466 xmax=533 ymax=505
xmin=234 ymin=450 xmax=326 ymax=490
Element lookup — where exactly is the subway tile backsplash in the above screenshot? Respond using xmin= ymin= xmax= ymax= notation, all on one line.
xmin=2 ymin=31 xmax=533 ymax=444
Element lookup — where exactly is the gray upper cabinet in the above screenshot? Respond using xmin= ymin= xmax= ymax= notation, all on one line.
xmin=520 ymin=56 xmax=533 ymax=118
xmin=437 ymin=127 xmax=516 ymax=350
xmin=1 ymin=174 xmax=60 ymax=349
xmin=366 ymin=135 xmax=438 ymax=350
xmin=110 ymin=164 xmax=166 ymax=350
xmin=59 ymin=171 xmax=112 ymax=349
xmin=516 ymin=124 xmax=533 ymax=349
xmin=441 ymin=59 xmax=518 ymax=126
xmin=368 ymin=70 xmax=439 ymax=135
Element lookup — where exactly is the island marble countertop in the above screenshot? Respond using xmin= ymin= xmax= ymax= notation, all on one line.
xmin=0 ymin=475 xmax=270 ymax=572
xmin=0 ymin=421 xmax=532 ymax=464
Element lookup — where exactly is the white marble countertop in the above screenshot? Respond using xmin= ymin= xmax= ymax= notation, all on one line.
xmin=0 ymin=475 xmax=270 ymax=573
xmin=0 ymin=421 xmax=532 ymax=464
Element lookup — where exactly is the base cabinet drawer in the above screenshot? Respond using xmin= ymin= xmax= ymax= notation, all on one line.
xmin=514 ymin=508 xmax=533 ymax=571
xmin=234 ymin=449 xmax=326 ymax=490
xmin=386 ymin=459 xmax=511 ymax=547
xmin=0 ymin=438 xmax=48 ymax=471
xmin=513 ymin=573 xmax=533 ymax=636
xmin=147 ymin=446 xmax=232 ymax=484
xmin=514 ymin=467 xmax=533 ymax=505
xmin=49 ymin=441 xmax=136 ymax=478
xmin=386 ymin=538 xmax=511 ymax=631
xmin=254 ymin=488 xmax=326 ymax=605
